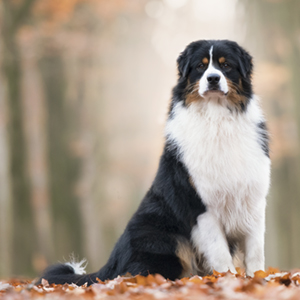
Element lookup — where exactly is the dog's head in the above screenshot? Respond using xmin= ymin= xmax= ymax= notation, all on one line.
xmin=175 ymin=40 xmax=253 ymax=111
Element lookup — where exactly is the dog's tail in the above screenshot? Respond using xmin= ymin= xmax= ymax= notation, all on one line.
xmin=37 ymin=259 xmax=98 ymax=286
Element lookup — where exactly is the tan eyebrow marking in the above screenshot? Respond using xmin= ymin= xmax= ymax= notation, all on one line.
xmin=219 ymin=57 xmax=226 ymax=64
xmin=202 ymin=57 xmax=209 ymax=64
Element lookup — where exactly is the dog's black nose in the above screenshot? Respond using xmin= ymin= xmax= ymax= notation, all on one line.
xmin=207 ymin=74 xmax=220 ymax=84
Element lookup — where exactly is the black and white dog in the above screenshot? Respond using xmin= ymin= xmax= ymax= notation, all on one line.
xmin=40 ymin=40 xmax=270 ymax=285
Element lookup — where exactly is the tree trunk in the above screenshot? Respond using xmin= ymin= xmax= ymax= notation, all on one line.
xmin=0 ymin=39 xmax=13 ymax=277
xmin=1 ymin=0 xmax=36 ymax=275
xmin=240 ymin=0 xmax=300 ymax=270
xmin=20 ymin=39 xmax=55 ymax=272
xmin=38 ymin=43 xmax=83 ymax=261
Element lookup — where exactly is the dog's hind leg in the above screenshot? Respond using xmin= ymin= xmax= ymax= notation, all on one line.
xmin=121 ymin=253 xmax=183 ymax=281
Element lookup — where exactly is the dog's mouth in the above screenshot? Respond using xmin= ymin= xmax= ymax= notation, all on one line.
xmin=203 ymin=89 xmax=227 ymax=97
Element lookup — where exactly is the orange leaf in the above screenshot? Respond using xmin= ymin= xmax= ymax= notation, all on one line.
xmin=154 ymin=274 xmax=166 ymax=285
xmin=213 ymin=269 xmax=224 ymax=277
xmin=254 ymin=270 xmax=267 ymax=279
xmin=136 ymin=275 xmax=147 ymax=286
xmin=189 ymin=276 xmax=203 ymax=284
xmin=266 ymin=267 xmax=280 ymax=275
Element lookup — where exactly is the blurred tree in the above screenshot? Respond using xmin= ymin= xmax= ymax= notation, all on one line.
xmin=1 ymin=0 xmax=38 ymax=276
xmin=21 ymin=36 xmax=55 ymax=273
xmin=0 ymin=0 xmax=147 ymax=276
xmin=0 ymin=45 xmax=13 ymax=277
xmin=241 ymin=0 xmax=300 ymax=269
xmin=38 ymin=45 xmax=83 ymax=263
xmin=28 ymin=0 xmax=148 ymax=273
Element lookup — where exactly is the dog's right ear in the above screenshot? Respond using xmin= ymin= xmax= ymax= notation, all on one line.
xmin=177 ymin=48 xmax=191 ymax=79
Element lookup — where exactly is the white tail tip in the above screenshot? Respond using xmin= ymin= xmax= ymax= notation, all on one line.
xmin=65 ymin=258 xmax=87 ymax=275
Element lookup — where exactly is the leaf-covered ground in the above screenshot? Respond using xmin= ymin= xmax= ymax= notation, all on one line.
xmin=2 ymin=268 xmax=300 ymax=299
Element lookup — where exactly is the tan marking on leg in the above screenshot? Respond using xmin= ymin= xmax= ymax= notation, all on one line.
xmin=176 ymin=238 xmax=198 ymax=278
xmin=189 ymin=176 xmax=196 ymax=189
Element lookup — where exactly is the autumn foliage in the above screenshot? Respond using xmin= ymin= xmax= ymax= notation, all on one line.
xmin=2 ymin=269 xmax=300 ymax=299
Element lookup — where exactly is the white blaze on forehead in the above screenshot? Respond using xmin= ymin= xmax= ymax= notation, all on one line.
xmin=198 ymin=45 xmax=229 ymax=97
xmin=209 ymin=46 xmax=213 ymax=67
xmin=207 ymin=45 xmax=217 ymax=74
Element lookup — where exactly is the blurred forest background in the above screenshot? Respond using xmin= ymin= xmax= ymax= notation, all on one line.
xmin=0 ymin=0 xmax=299 ymax=278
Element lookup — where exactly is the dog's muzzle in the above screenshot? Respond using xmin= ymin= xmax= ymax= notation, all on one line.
xmin=199 ymin=72 xmax=228 ymax=97
xmin=207 ymin=73 xmax=220 ymax=85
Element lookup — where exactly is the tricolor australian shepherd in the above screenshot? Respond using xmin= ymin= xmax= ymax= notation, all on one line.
xmin=39 ymin=40 xmax=270 ymax=285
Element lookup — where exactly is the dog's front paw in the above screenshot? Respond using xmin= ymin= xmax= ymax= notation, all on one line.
xmin=213 ymin=262 xmax=237 ymax=275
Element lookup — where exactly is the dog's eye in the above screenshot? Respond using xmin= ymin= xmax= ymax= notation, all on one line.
xmin=221 ymin=62 xmax=231 ymax=70
xmin=197 ymin=63 xmax=206 ymax=71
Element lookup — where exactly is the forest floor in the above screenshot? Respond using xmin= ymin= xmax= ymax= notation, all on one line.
xmin=1 ymin=268 xmax=300 ymax=299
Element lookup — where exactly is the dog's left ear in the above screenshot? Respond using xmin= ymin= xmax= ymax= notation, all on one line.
xmin=177 ymin=48 xmax=191 ymax=79
xmin=237 ymin=47 xmax=253 ymax=78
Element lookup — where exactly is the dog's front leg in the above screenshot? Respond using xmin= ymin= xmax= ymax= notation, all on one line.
xmin=191 ymin=212 xmax=236 ymax=274
xmin=243 ymin=214 xmax=265 ymax=277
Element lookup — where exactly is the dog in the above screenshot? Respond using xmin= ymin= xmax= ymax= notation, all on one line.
xmin=39 ymin=40 xmax=270 ymax=285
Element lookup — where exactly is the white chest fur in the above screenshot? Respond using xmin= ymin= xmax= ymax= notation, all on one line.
xmin=165 ymin=98 xmax=271 ymax=236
